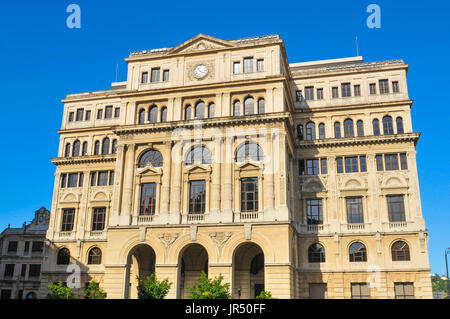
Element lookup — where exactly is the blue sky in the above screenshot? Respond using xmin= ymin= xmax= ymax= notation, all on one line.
xmin=0 ymin=0 xmax=448 ymax=275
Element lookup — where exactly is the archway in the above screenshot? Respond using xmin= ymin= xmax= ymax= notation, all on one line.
xmin=178 ymin=244 xmax=208 ymax=299
xmin=124 ymin=244 xmax=156 ymax=299
xmin=233 ymin=242 xmax=265 ymax=299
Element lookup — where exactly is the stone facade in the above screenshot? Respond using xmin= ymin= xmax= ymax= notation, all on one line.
xmin=40 ymin=34 xmax=432 ymax=299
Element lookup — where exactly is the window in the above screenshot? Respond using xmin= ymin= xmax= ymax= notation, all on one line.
xmin=392 ymin=241 xmax=410 ymax=261
xmin=343 ymin=119 xmax=354 ymax=137
xmin=61 ymin=208 xmax=75 ymax=231
xmin=236 ymin=142 xmax=263 ymax=162
xmin=85 ymin=110 xmax=91 ymax=121
xmin=97 ymin=171 xmax=108 ymax=186
xmin=379 ymin=79 xmax=389 ymax=94
xmin=349 ymin=242 xmax=367 ymax=262
xmin=369 ymin=83 xmax=377 ymax=95
xmin=82 ymin=142 xmax=88 ymax=156
xmin=241 ymin=178 xmax=258 ymax=212
xmin=88 ymin=247 xmax=102 ymax=265
xmin=305 ymin=159 xmax=319 ymax=175
xmin=341 ymin=83 xmax=351 ymax=97
xmin=336 ymin=157 xmax=343 ymax=174
xmin=141 ymin=72 xmax=148 ymax=83
xmin=309 ymin=284 xmax=327 ymax=299
xmin=151 ymin=68 xmax=160 ymax=82
xmin=140 ymin=183 xmax=156 ymax=216
xmin=208 ymin=103 xmax=215 ymax=118
xmin=4 ymin=264 xmax=14 ymax=277
xmin=60 ymin=174 xmax=67 ymax=188
xmin=334 ymin=122 xmax=341 ymax=138
xmin=186 ymin=146 xmax=212 ymax=165
xmin=257 ymin=59 xmax=264 ymax=72
xmin=373 ymin=119 xmax=380 ymax=135
xmin=295 ymin=90 xmax=303 ymax=102
xmin=111 ymin=139 xmax=117 ymax=154
xmin=97 ymin=109 xmax=103 ymax=120
xmin=394 ymin=283 xmax=414 ymax=299
xmin=305 ymin=86 xmax=314 ymax=100
xmin=306 ymin=199 xmax=323 ymax=225
xmin=161 ymin=107 xmax=167 ymax=122
xmin=163 ymin=69 xmax=170 ymax=82
xmin=149 ymin=105 xmax=158 ymax=123
xmin=64 ymin=143 xmax=71 ymax=157
xmin=114 ymin=107 xmax=120 ymax=118
xmin=24 ymin=242 xmax=30 ymax=254
xmin=109 ymin=171 xmax=114 ymax=186
xmin=308 ymin=244 xmax=325 ymax=263
xmin=396 ymin=117 xmax=404 ymax=134
xmin=185 ymin=104 xmax=192 ymax=120
xmin=360 ymin=156 xmax=367 ymax=172
xmin=385 ymin=154 xmax=399 ymax=171
xmin=318 ymin=123 xmax=325 ymax=139
xmin=233 ymin=61 xmax=241 ymax=74
xmin=28 ymin=264 xmax=41 ymax=278
xmin=257 ymin=98 xmax=265 ymax=114
xmin=351 ymin=283 xmax=370 ymax=299
xmin=57 ymin=248 xmax=70 ymax=265
xmin=72 ymin=140 xmax=80 ymax=157
xmin=305 ymin=122 xmax=316 ymax=140
xmin=297 ymin=124 xmax=304 ymax=140
xmin=387 ymin=195 xmax=406 ymax=222
xmin=233 ymin=100 xmax=240 ymax=116
xmin=195 ymin=101 xmax=205 ymax=119
xmin=76 ymin=108 xmax=84 ymax=121
xmin=321 ymin=158 xmax=327 ymax=175
xmin=354 ymin=85 xmax=361 ymax=97
xmin=383 ymin=116 xmax=394 ymax=134
xmin=345 ymin=157 xmax=358 ymax=173
xmin=68 ymin=112 xmax=74 ymax=122
xmin=1 ymin=290 xmax=12 ymax=299
xmin=102 ymin=138 xmax=110 ymax=155
xmin=94 ymin=141 xmax=100 ymax=155
xmin=92 ymin=207 xmax=106 ymax=231
xmin=332 ymin=87 xmax=339 ymax=98
xmin=138 ymin=109 xmax=145 ymax=124
xmin=356 ymin=120 xmax=364 ymax=136
xmin=376 ymin=155 xmax=384 ymax=171
xmin=7 ymin=241 xmax=18 ymax=252
xmin=299 ymin=159 xmax=305 ymax=176
xmin=105 ymin=106 xmax=113 ymax=119
xmin=139 ymin=149 xmax=163 ymax=168
xmin=392 ymin=81 xmax=400 ymax=93
xmin=21 ymin=264 xmax=27 ymax=277
xmin=243 ymin=57 xmax=253 ymax=73
xmin=346 ymin=197 xmax=364 ymax=223
xmin=189 ymin=180 xmax=206 ymax=214
xmin=67 ymin=173 xmax=77 ymax=188
xmin=32 ymin=241 xmax=44 ymax=252
xmin=400 ymin=153 xmax=408 ymax=170
xmin=317 ymin=88 xmax=324 ymax=100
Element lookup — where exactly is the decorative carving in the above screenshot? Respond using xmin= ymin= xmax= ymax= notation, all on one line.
xmin=209 ymin=232 xmax=232 ymax=249
xmin=158 ymin=233 xmax=179 ymax=248
xmin=244 ymin=224 xmax=252 ymax=240
xmin=186 ymin=60 xmax=215 ymax=82
xmin=190 ymin=225 xmax=198 ymax=241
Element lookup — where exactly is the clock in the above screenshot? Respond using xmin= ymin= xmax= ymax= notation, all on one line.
xmin=194 ymin=64 xmax=208 ymax=79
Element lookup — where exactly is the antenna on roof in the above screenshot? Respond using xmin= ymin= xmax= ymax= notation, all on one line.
xmin=355 ymin=36 xmax=360 ymax=56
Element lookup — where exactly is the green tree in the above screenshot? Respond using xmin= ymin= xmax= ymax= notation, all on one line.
xmin=137 ymin=273 xmax=172 ymax=299
xmin=46 ymin=282 xmax=77 ymax=299
xmin=190 ymin=271 xmax=231 ymax=299
xmin=83 ymin=281 xmax=107 ymax=299
xmin=431 ymin=273 xmax=449 ymax=298
xmin=256 ymin=291 xmax=276 ymax=299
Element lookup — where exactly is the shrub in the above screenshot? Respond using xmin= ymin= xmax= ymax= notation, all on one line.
xmin=84 ymin=281 xmax=107 ymax=299
xmin=137 ymin=273 xmax=172 ymax=299
xmin=190 ymin=271 xmax=231 ymax=299
xmin=256 ymin=291 xmax=275 ymax=299
xmin=46 ymin=282 xmax=77 ymax=299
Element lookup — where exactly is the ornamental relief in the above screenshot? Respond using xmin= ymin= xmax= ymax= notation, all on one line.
xmin=89 ymin=187 xmax=112 ymax=201
xmin=299 ymin=176 xmax=327 ymax=192
xmin=377 ymin=171 xmax=409 ymax=188
xmin=59 ymin=190 xmax=81 ymax=203
xmin=338 ymin=174 xmax=368 ymax=190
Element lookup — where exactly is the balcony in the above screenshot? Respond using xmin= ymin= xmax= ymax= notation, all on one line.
xmin=58 ymin=231 xmax=74 ymax=240
xmin=298 ymin=223 xmax=328 ymax=234
xmin=341 ymin=223 xmax=369 ymax=233
xmin=234 ymin=211 xmax=263 ymax=223
xmin=307 ymin=224 xmax=324 ymax=232
xmin=388 ymin=221 xmax=407 ymax=230
xmin=187 ymin=214 xmax=205 ymax=223
xmin=347 ymin=223 xmax=365 ymax=231
xmin=86 ymin=230 xmax=107 ymax=240
xmin=137 ymin=215 xmax=154 ymax=225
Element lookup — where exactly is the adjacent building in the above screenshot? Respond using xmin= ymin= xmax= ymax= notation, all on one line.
xmin=40 ymin=34 xmax=432 ymax=299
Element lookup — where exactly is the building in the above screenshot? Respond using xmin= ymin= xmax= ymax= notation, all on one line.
xmin=40 ymin=34 xmax=432 ymax=299
xmin=0 ymin=207 xmax=50 ymax=299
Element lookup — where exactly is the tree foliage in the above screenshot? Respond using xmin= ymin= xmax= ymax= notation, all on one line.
xmin=137 ymin=273 xmax=172 ymax=299
xmin=190 ymin=271 xmax=231 ymax=299
xmin=256 ymin=291 xmax=275 ymax=299
xmin=46 ymin=282 xmax=77 ymax=299
xmin=84 ymin=281 xmax=107 ymax=299
xmin=431 ymin=273 xmax=449 ymax=298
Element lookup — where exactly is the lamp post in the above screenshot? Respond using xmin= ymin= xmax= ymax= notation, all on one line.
xmin=446 ymin=248 xmax=450 ymax=298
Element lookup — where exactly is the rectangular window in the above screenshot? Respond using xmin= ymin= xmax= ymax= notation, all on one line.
xmin=97 ymin=109 xmax=103 ymax=120
xmin=385 ymin=154 xmax=399 ymax=171
xmin=189 ymin=180 xmax=207 ymax=214
xmin=395 ymin=283 xmax=414 ymax=299
xmin=309 ymin=283 xmax=327 ymax=299
xmin=105 ymin=106 xmax=113 ymax=119
xmin=90 ymin=172 xmax=97 ymax=187
xmin=24 ymin=241 xmax=30 ymax=254
xmin=7 ymin=241 xmax=18 ymax=252
xmin=76 ymin=108 xmax=84 ymax=121
xmin=114 ymin=107 xmax=120 ymax=118
xmin=85 ymin=110 xmax=91 ymax=121
xmin=61 ymin=208 xmax=75 ymax=232
xmin=163 ymin=69 xmax=170 ymax=82
xmin=379 ymin=79 xmax=389 ymax=94
xmin=306 ymin=199 xmax=323 ymax=225
xmin=233 ymin=62 xmax=241 ymax=74
xmin=28 ymin=264 xmax=41 ymax=278
xmin=392 ymin=81 xmax=400 ymax=93
xmin=376 ymin=155 xmax=384 ymax=171
xmin=400 ymin=153 xmax=408 ymax=170
xmin=299 ymin=159 xmax=305 ymax=176
xmin=317 ymin=88 xmax=324 ymax=100
xmin=4 ymin=264 xmax=14 ymax=277
xmin=305 ymin=86 xmax=314 ymax=100
xmin=346 ymin=197 xmax=364 ymax=223
xmin=92 ymin=207 xmax=106 ymax=231
xmin=320 ymin=158 xmax=327 ymax=175
xmin=336 ymin=157 xmax=343 ymax=173
xmin=257 ymin=59 xmax=264 ymax=72
xmin=68 ymin=173 xmax=78 ymax=188
xmin=351 ymin=283 xmax=370 ymax=299
xmin=354 ymin=85 xmax=361 ymax=96
xmin=387 ymin=195 xmax=406 ymax=222
xmin=359 ymin=156 xmax=367 ymax=172
xmin=20 ymin=264 xmax=27 ymax=277
xmin=98 ymin=171 xmax=108 ymax=186
xmin=332 ymin=87 xmax=339 ymax=98
xmin=109 ymin=171 xmax=115 ymax=186
xmin=1 ymin=290 xmax=12 ymax=300
xmin=141 ymin=72 xmax=148 ymax=83
xmin=345 ymin=157 xmax=359 ymax=173
xmin=243 ymin=57 xmax=254 ymax=73
xmin=140 ymin=183 xmax=156 ymax=216
xmin=151 ymin=68 xmax=160 ymax=82
xmin=31 ymin=241 xmax=44 ymax=252
xmin=241 ymin=178 xmax=258 ymax=212
xmin=341 ymin=83 xmax=351 ymax=97
xmin=369 ymin=83 xmax=377 ymax=95
xmin=68 ymin=112 xmax=74 ymax=122
xmin=295 ymin=90 xmax=303 ymax=102
xmin=306 ymin=159 xmax=319 ymax=175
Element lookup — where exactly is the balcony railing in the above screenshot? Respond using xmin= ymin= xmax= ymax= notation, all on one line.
xmin=89 ymin=230 xmax=106 ymax=238
xmin=347 ymin=223 xmax=365 ymax=231
xmin=138 ymin=215 xmax=154 ymax=225
xmin=59 ymin=231 xmax=73 ymax=238
xmin=240 ymin=212 xmax=259 ymax=220
xmin=187 ymin=214 xmax=205 ymax=223
xmin=389 ymin=221 xmax=407 ymax=230
xmin=307 ymin=224 xmax=324 ymax=232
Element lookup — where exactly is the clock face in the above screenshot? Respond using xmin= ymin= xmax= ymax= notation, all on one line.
xmin=194 ymin=64 xmax=208 ymax=79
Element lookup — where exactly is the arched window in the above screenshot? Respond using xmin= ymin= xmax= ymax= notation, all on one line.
xmin=185 ymin=104 xmax=192 ymax=120
xmin=392 ymin=241 xmax=410 ymax=261
xmin=72 ymin=140 xmax=80 ymax=157
xmin=233 ymin=100 xmax=240 ymax=116
xmin=373 ymin=119 xmax=380 ymax=135
xmin=94 ymin=141 xmax=100 ymax=155
xmin=258 ymin=98 xmax=265 ymax=114
xmin=297 ymin=124 xmax=304 ymax=140
xmin=64 ymin=143 xmax=71 ymax=157
xmin=161 ymin=107 xmax=167 ymax=122
xmin=396 ymin=117 xmax=404 ymax=134
xmin=305 ymin=122 xmax=316 ymax=140
xmin=308 ymin=243 xmax=325 ymax=263
xmin=111 ymin=139 xmax=118 ymax=154
xmin=349 ymin=242 xmax=367 ymax=262
xmin=236 ymin=142 xmax=263 ymax=162
xmin=383 ymin=115 xmax=394 ymax=135
xmin=25 ymin=292 xmax=37 ymax=299
xmin=334 ymin=122 xmax=341 ymax=138
xmin=149 ymin=105 xmax=158 ymax=123
xmin=318 ymin=123 xmax=326 ymax=139
xmin=244 ymin=96 xmax=254 ymax=115
xmin=344 ymin=119 xmax=354 ymax=137
xmin=82 ymin=142 xmax=88 ymax=156
xmin=138 ymin=149 xmax=163 ymax=168
xmin=357 ymin=120 xmax=364 ymax=137
xmin=57 ymin=248 xmax=70 ymax=265
xmin=208 ymin=103 xmax=215 ymax=118
xmin=195 ymin=101 xmax=205 ymax=119
xmin=102 ymin=138 xmax=110 ymax=155
xmin=186 ymin=145 xmax=212 ymax=165
xmin=138 ymin=109 xmax=146 ymax=124
xmin=88 ymin=247 xmax=102 ymax=265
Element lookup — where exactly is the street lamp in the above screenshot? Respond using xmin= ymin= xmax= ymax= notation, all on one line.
xmin=446 ymin=248 xmax=450 ymax=298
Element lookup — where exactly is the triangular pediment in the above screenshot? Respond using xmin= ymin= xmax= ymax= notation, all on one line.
xmin=169 ymin=34 xmax=235 ymax=55
xmin=137 ymin=165 xmax=162 ymax=176
xmin=237 ymin=161 xmax=261 ymax=171
xmin=185 ymin=163 xmax=211 ymax=174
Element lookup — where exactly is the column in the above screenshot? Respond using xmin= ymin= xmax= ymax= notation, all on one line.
xmin=222 ymin=135 xmax=234 ymax=221
xmin=210 ymin=137 xmax=222 ymax=219
xmin=121 ymin=143 xmax=135 ymax=225
xmin=169 ymin=140 xmax=182 ymax=224
xmin=159 ymin=141 xmax=172 ymax=223
xmin=110 ymin=144 xmax=125 ymax=226
xmin=264 ymin=132 xmax=275 ymax=220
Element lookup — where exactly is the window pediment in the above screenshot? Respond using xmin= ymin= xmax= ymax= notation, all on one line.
xmin=169 ymin=34 xmax=235 ymax=55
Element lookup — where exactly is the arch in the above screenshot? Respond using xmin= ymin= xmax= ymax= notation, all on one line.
xmin=161 ymin=107 xmax=167 ymax=122
xmin=102 ymin=138 xmax=110 ymax=155
xmin=138 ymin=149 xmax=163 ymax=168
xmin=372 ymin=119 xmax=380 ymax=135
xmin=233 ymin=100 xmax=240 ymax=116
xmin=344 ymin=178 xmax=362 ymax=188
xmin=208 ymin=102 xmax=215 ymax=118
xmin=185 ymin=145 xmax=212 ymax=165
xmin=72 ymin=140 xmax=80 ymax=157
xmin=236 ymin=142 xmax=263 ymax=162
xmin=111 ymin=139 xmax=118 ymax=154
xmin=343 ymin=118 xmax=354 ymax=137
xmin=391 ymin=240 xmax=411 ymax=261
xmin=257 ymin=98 xmax=265 ymax=114
xmin=383 ymin=115 xmax=394 ymax=134
xmin=244 ymin=96 xmax=254 ymax=115
xmin=82 ymin=141 xmax=88 ymax=156
xmin=57 ymin=248 xmax=70 ymax=265
xmin=64 ymin=143 xmax=71 ymax=157
xmin=318 ymin=123 xmax=325 ymax=139
xmin=349 ymin=241 xmax=367 ymax=262
xmin=305 ymin=121 xmax=316 ymax=140
xmin=396 ymin=117 xmax=404 ymax=134
xmin=334 ymin=121 xmax=341 ymax=138
xmin=25 ymin=292 xmax=37 ymax=299
xmin=308 ymin=243 xmax=325 ymax=263
xmin=138 ymin=109 xmax=146 ymax=124
xmin=148 ymin=105 xmax=158 ymax=123
xmin=178 ymin=243 xmax=209 ymax=299
xmin=195 ymin=100 xmax=205 ymax=119
xmin=232 ymin=242 xmax=265 ymax=298
xmin=185 ymin=104 xmax=192 ymax=120
xmin=124 ymin=244 xmax=157 ymax=299
xmin=94 ymin=141 xmax=100 ymax=155
xmin=357 ymin=120 xmax=364 ymax=136
xmin=87 ymin=247 xmax=102 ymax=265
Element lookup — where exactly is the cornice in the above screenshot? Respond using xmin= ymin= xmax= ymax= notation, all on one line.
xmin=51 ymin=154 xmax=117 ymax=166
